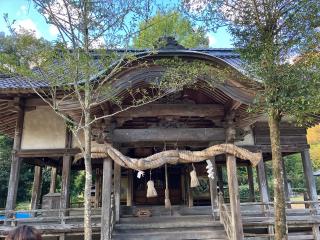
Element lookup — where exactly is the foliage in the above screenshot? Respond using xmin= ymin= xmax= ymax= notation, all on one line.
xmin=307 ymin=125 xmax=320 ymax=145
xmin=133 ymin=11 xmax=209 ymax=48
xmin=0 ymin=135 xmax=12 ymax=207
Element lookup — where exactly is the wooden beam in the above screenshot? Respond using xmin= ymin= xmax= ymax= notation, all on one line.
xmin=49 ymin=167 xmax=57 ymax=194
xmin=30 ymin=166 xmax=42 ymax=210
xmin=114 ymin=104 xmax=224 ymax=118
xmin=6 ymin=98 xmax=24 ymax=214
xmin=17 ymin=148 xmax=80 ymax=158
xmin=114 ymin=163 xmax=121 ymax=222
xmin=225 ymin=111 xmax=244 ymax=240
xmin=112 ymin=128 xmax=225 ymax=143
xmin=247 ymin=165 xmax=255 ymax=202
xmin=101 ymin=158 xmax=112 ymax=240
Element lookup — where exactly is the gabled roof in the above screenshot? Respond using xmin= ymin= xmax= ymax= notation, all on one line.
xmin=0 ymin=48 xmax=244 ymax=92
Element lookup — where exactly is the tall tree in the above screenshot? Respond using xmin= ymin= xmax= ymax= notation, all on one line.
xmin=183 ymin=0 xmax=320 ymax=239
xmin=133 ymin=11 xmax=209 ymax=48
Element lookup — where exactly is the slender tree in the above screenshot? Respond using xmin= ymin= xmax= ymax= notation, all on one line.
xmin=133 ymin=11 xmax=209 ymax=48
xmin=183 ymin=0 xmax=320 ymax=239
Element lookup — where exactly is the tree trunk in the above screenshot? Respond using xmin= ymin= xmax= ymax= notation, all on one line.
xmin=83 ymin=120 xmax=92 ymax=240
xmin=268 ymin=108 xmax=287 ymax=240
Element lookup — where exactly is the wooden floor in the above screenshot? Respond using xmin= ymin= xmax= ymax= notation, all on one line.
xmin=0 ymin=203 xmax=319 ymax=239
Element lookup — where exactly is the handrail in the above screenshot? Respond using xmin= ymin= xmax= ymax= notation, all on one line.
xmin=218 ymin=193 xmax=233 ymax=240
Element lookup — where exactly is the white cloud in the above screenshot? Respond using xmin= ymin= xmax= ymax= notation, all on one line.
xmin=49 ymin=25 xmax=59 ymax=36
xmin=207 ymin=33 xmax=216 ymax=47
xmin=90 ymin=36 xmax=105 ymax=49
xmin=16 ymin=5 xmax=28 ymax=16
xmin=13 ymin=19 xmax=41 ymax=38
xmin=183 ymin=0 xmax=209 ymax=12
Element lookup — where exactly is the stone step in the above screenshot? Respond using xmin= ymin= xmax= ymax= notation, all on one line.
xmin=115 ymin=220 xmax=222 ymax=230
xmin=119 ymin=214 xmax=214 ymax=223
xmin=113 ymin=228 xmax=227 ymax=240
xmin=115 ymin=226 xmax=225 ymax=234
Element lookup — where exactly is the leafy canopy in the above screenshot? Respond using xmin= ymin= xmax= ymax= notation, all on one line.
xmin=133 ymin=11 xmax=209 ymax=48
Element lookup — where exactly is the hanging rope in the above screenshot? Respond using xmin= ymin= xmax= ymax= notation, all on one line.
xmin=190 ymin=163 xmax=200 ymax=188
xmin=75 ymin=143 xmax=262 ymax=171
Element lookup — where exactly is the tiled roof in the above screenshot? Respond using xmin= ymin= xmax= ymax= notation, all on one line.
xmin=0 ymin=48 xmax=244 ymax=90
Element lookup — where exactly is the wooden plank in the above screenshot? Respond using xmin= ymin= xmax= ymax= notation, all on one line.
xmin=31 ymin=166 xmax=42 ymax=210
xmin=114 ymin=104 xmax=224 ymax=118
xmin=217 ymin=166 xmax=224 ymax=196
xmin=101 ymin=158 xmax=112 ymax=240
xmin=255 ymin=136 xmax=308 ymax=145
xmin=112 ymin=128 xmax=225 ymax=143
xmin=114 ymin=163 xmax=121 ymax=222
xmin=5 ymin=98 xmax=24 ymax=214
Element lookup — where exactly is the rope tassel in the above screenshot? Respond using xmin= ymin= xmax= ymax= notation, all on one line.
xmin=190 ymin=163 xmax=200 ymax=188
xmin=146 ymin=170 xmax=157 ymax=198
xmin=164 ymin=164 xmax=171 ymax=208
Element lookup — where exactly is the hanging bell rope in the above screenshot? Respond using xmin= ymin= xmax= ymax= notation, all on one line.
xmin=164 ymin=163 xmax=171 ymax=208
xmin=146 ymin=170 xmax=157 ymax=198
xmin=75 ymin=143 xmax=262 ymax=171
xmin=190 ymin=163 xmax=200 ymax=188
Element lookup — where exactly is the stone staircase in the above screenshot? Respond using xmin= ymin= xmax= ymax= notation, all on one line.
xmin=112 ymin=214 xmax=228 ymax=240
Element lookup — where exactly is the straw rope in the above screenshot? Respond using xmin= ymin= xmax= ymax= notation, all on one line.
xmin=75 ymin=143 xmax=262 ymax=171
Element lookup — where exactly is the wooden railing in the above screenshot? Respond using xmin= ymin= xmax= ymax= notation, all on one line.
xmin=218 ymin=193 xmax=233 ymax=240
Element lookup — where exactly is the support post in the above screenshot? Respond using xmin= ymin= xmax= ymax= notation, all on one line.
xmin=247 ymin=165 xmax=255 ymax=202
xmin=301 ymin=149 xmax=318 ymax=208
xmin=127 ymin=169 xmax=133 ymax=207
xmin=30 ymin=166 xmax=42 ymax=211
xmin=101 ymin=158 xmax=112 ymax=240
xmin=282 ymin=158 xmax=291 ymax=208
xmin=225 ymin=111 xmax=244 ymax=240
xmin=5 ymin=99 xmax=24 ymax=215
xmin=256 ymin=160 xmax=270 ymax=204
xmin=217 ymin=166 xmax=224 ymax=196
xmin=302 ymin=150 xmax=320 ymax=240
xmin=209 ymin=158 xmax=218 ymax=220
xmin=49 ymin=167 xmax=57 ymax=194
xmin=95 ymin=169 xmax=102 ymax=208
xmin=187 ymin=165 xmax=193 ymax=207
xmin=114 ymin=163 xmax=121 ymax=222
xmin=60 ymin=155 xmax=71 ymax=217
xmin=256 ymin=159 xmax=273 ymax=238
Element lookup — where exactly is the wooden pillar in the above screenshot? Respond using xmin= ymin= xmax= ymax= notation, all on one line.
xmin=256 ymin=160 xmax=270 ymax=203
xmin=209 ymin=158 xmax=218 ymax=220
xmin=6 ymin=99 xmax=24 ymax=213
xmin=95 ymin=169 xmax=102 ymax=208
xmin=60 ymin=155 xmax=71 ymax=211
xmin=114 ymin=163 xmax=121 ymax=222
xmin=217 ymin=166 xmax=224 ymax=196
xmin=247 ymin=165 xmax=255 ymax=202
xmin=187 ymin=165 xmax=193 ymax=207
xmin=225 ymin=111 xmax=243 ymax=240
xmin=301 ymin=149 xmax=318 ymax=207
xmin=282 ymin=158 xmax=291 ymax=208
xmin=101 ymin=158 xmax=113 ymax=240
xmin=30 ymin=166 xmax=42 ymax=210
xmin=49 ymin=167 xmax=57 ymax=194
xmin=127 ymin=169 xmax=133 ymax=207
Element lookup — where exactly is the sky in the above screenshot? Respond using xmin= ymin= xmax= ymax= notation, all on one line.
xmin=0 ymin=0 xmax=233 ymax=48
